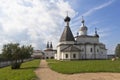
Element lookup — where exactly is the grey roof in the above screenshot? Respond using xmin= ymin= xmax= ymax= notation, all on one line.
xmin=46 ymin=42 xmax=49 ymax=48
xmin=60 ymin=26 xmax=75 ymax=42
xmin=61 ymin=45 xmax=81 ymax=52
xmin=50 ymin=42 xmax=53 ymax=49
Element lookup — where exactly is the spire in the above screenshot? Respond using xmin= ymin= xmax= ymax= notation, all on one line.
xmin=60 ymin=15 xmax=75 ymax=42
xmin=94 ymin=28 xmax=99 ymax=37
xmin=95 ymin=28 xmax=97 ymax=34
xmin=81 ymin=16 xmax=85 ymax=26
xmin=77 ymin=32 xmax=79 ymax=36
xmin=50 ymin=42 xmax=53 ymax=49
xmin=67 ymin=11 xmax=68 ymax=16
xmin=46 ymin=42 xmax=49 ymax=49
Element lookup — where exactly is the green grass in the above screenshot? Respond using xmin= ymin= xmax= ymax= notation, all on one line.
xmin=0 ymin=59 xmax=40 ymax=80
xmin=47 ymin=59 xmax=120 ymax=74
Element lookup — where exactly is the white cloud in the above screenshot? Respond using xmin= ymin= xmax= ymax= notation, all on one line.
xmin=83 ymin=0 xmax=114 ymax=16
xmin=0 ymin=0 xmax=76 ymax=51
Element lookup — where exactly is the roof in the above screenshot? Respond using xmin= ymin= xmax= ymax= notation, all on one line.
xmin=33 ymin=50 xmax=42 ymax=53
xmin=60 ymin=26 xmax=75 ymax=42
xmin=44 ymin=49 xmax=57 ymax=52
xmin=61 ymin=45 xmax=81 ymax=52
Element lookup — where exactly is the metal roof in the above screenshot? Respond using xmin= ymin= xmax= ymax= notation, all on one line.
xmin=60 ymin=26 xmax=75 ymax=42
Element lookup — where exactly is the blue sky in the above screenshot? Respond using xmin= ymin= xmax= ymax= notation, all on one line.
xmin=0 ymin=0 xmax=119 ymax=54
xmin=68 ymin=0 xmax=120 ymax=54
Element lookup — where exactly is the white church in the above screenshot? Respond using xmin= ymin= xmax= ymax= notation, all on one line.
xmin=55 ymin=15 xmax=107 ymax=60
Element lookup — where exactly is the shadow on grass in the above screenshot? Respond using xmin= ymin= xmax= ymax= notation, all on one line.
xmin=19 ymin=67 xmax=39 ymax=70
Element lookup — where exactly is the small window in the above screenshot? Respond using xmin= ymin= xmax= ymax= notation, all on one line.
xmin=90 ymin=48 xmax=93 ymax=52
xmin=82 ymin=48 xmax=84 ymax=52
xmin=65 ymin=54 xmax=68 ymax=58
xmin=97 ymin=49 xmax=99 ymax=52
xmin=73 ymin=54 xmax=76 ymax=58
xmin=101 ymin=52 xmax=103 ymax=54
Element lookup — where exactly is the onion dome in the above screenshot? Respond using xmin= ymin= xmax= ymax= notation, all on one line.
xmin=64 ymin=16 xmax=71 ymax=22
xmin=80 ymin=26 xmax=88 ymax=31
xmin=79 ymin=16 xmax=88 ymax=35
xmin=80 ymin=16 xmax=88 ymax=31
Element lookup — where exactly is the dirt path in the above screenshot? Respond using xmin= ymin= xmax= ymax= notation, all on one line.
xmin=35 ymin=60 xmax=120 ymax=80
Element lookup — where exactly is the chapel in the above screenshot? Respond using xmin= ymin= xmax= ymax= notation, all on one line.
xmin=55 ymin=15 xmax=107 ymax=60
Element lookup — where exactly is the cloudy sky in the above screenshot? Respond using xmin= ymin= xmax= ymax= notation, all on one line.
xmin=0 ymin=0 xmax=119 ymax=54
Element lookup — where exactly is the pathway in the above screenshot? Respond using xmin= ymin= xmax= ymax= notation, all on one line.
xmin=35 ymin=60 xmax=120 ymax=80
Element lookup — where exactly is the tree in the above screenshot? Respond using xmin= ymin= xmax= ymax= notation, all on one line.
xmin=0 ymin=54 xmax=4 ymax=62
xmin=115 ymin=44 xmax=120 ymax=58
xmin=20 ymin=45 xmax=33 ymax=63
xmin=2 ymin=43 xmax=33 ymax=69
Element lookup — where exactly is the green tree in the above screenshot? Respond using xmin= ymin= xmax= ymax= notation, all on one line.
xmin=115 ymin=44 xmax=120 ymax=58
xmin=20 ymin=45 xmax=33 ymax=63
xmin=2 ymin=43 xmax=21 ymax=69
xmin=2 ymin=43 xmax=33 ymax=69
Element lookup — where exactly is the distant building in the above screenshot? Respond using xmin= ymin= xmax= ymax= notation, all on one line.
xmin=31 ymin=50 xmax=44 ymax=59
xmin=107 ymin=54 xmax=115 ymax=59
xmin=56 ymin=15 xmax=107 ymax=60
xmin=44 ymin=42 xmax=57 ymax=59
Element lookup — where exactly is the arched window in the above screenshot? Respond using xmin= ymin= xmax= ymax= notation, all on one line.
xmin=73 ymin=54 xmax=76 ymax=58
xmin=65 ymin=54 xmax=68 ymax=58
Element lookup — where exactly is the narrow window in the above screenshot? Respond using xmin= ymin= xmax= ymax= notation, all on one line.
xmin=97 ymin=49 xmax=99 ymax=52
xmin=82 ymin=48 xmax=84 ymax=52
xmin=73 ymin=54 xmax=76 ymax=58
xmin=90 ymin=48 xmax=93 ymax=52
xmin=65 ymin=54 xmax=68 ymax=58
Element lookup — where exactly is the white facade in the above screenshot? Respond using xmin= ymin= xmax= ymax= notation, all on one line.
xmin=56 ymin=16 xmax=107 ymax=60
xmin=44 ymin=50 xmax=56 ymax=59
xmin=44 ymin=42 xmax=57 ymax=59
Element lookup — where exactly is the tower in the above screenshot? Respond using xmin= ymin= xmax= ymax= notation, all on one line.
xmin=57 ymin=15 xmax=75 ymax=60
xmin=80 ymin=16 xmax=88 ymax=36
xmin=59 ymin=15 xmax=75 ymax=42
xmin=46 ymin=42 xmax=49 ymax=49
xmin=46 ymin=41 xmax=53 ymax=50
xmin=50 ymin=42 xmax=53 ymax=50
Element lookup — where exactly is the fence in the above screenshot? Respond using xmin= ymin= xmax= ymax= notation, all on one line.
xmin=0 ymin=58 xmax=33 ymax=68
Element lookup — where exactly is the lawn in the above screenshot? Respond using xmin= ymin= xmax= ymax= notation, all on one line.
xmin=0 ymin=59 xmax=40 ymax=80
xmin=47 ymin=59 xmax=120 ymax=74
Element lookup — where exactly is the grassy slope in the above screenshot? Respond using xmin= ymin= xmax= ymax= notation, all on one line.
xmin=0 ymin=59 xmax=40 ymax=80
xmin=47 ymin=59 xmax=120 ymax=74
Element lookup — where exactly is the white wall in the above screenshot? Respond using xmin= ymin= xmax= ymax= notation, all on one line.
xmin=56 ymin=39 xmax=107 ymax=60
xmin=44 ymin=50 xmax=56 ymax=59
xmin=61 ymin=52 xmax=80 ymax=60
